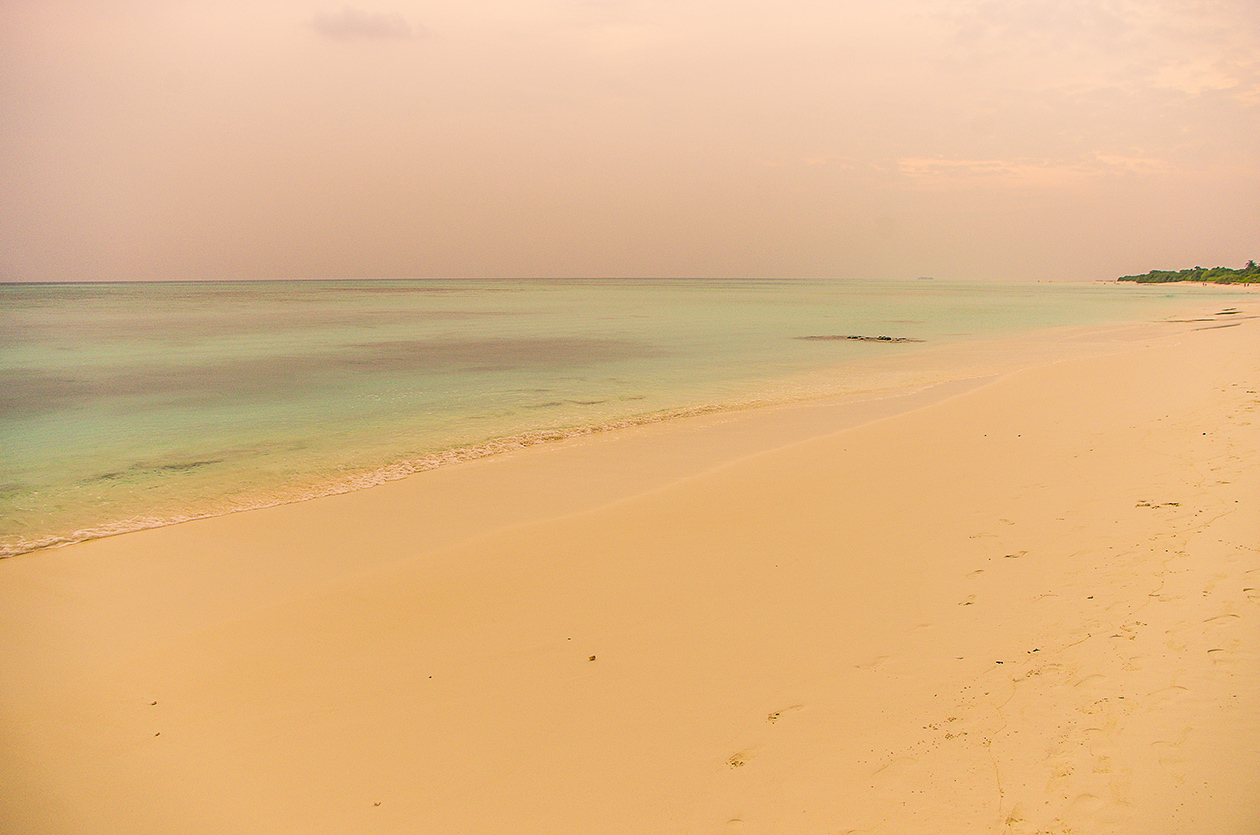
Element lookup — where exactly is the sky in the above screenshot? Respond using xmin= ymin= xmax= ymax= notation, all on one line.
xmin=1 ymin=0 xmax=1256 ymax=282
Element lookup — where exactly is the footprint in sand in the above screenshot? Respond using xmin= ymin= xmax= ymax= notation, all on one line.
xmin=1152 ymin=733 xmax=1190 ymax=778
xmin=1207 ymin=647 xmax=1237 ymax=666
xmin=766 ymin=704 xmax=804 ymax=723
xmin=871 ymin=755 xmax=918 ymax=782
xmin=1045 ymin=758 xmax=1074 ymax=793
xmin=1149 ymin=685 xmax=1189 ymax=709
xmin=761 ymin=705 xmax=801 ymax=725
xmin=1065 ymin=792 xmax=1106 ymax=818
xmin=856 ymin=655 xmax=891 ymax=670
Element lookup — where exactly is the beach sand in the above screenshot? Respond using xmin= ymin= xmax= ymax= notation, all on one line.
xmin=2 ymin=299 xmax=1257 ymax=834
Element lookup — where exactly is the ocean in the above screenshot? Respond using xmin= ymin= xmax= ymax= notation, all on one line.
xmin=0 ymin=277 xmax=1234 ymax=557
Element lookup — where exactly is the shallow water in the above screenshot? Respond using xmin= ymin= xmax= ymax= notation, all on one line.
xmin=0 ymin=278 xmax=1236 ymax=556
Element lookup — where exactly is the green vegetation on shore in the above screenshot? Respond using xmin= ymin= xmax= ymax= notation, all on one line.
xmin=1118 ymin=260 xmax=1259 ymax=284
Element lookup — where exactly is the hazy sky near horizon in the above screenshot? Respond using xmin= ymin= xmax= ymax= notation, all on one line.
xmin=2 ymin=0 xmax=1256 ymax=282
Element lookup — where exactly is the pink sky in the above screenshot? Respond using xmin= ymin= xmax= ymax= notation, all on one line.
xmin=2 ymin=0 xmax=1256 ymax=281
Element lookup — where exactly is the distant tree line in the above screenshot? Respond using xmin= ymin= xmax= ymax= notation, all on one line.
xmin=1118 ymin=260 xmax=1259 ymax=284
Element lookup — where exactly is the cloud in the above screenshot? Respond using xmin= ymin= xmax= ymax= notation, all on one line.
xmin=312 ymin=7 xmax=422 ymax=40
xmin=896 ymin=153 xmax=1173 ymax=189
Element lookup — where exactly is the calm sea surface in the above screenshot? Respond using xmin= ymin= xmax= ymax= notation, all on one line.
xmin=0 ymin=278 xmax=1234 ymax=556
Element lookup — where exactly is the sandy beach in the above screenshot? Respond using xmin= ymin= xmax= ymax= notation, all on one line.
xmin=2 ymin=298 xmax=1257 ymax=835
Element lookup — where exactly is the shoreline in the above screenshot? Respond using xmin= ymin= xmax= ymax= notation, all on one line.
xmin=4 ymin=294 xmax=1245 ymax=561
xmin=2 ymin=296 xmax=1257 ymax=833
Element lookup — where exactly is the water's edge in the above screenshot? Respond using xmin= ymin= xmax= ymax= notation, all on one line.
xmin=5 ymin=280 xmax=1248 ymax=559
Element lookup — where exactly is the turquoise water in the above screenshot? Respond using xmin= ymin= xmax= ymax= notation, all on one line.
xmin=0 ymin=278 xmax=1232 ymax=556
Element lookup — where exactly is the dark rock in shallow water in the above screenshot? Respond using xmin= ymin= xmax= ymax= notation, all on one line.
xmin=796 ymin=335 xmax=925 ymax=343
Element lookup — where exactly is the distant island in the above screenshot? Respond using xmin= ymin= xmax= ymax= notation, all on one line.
xmin=1118 ymin=260 xmax=1258 ymax=284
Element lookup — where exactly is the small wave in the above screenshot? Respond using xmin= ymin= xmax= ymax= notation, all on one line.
xmin=0 ymin=398 xmax=779 ymax=559
xmin=4 ymin=357 xmax=974 ymax=561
